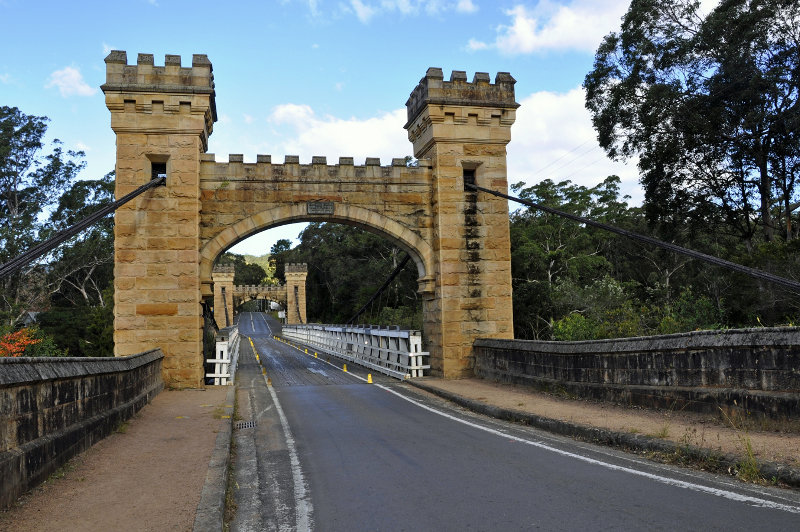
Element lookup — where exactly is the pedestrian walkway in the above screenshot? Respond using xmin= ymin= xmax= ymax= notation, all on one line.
xmin=0 ymin=388 xmax=231 ymax=532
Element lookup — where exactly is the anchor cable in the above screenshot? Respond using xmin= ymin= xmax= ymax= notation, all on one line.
xmin=0 ymin=176 xmax=166 ymax=280
xmin=347 ymin=253 xmax=411 ymax=325
xmin=467 ymin=183 xmax=800 ymax=294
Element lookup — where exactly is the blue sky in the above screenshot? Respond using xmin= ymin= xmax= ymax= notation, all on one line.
xmin=0 ymin=0 xmax=675 ymax=255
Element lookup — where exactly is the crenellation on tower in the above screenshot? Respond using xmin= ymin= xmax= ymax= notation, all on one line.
xmin=285 ymin=263 xmax=308 ymax=273
xmin=102 ymin=51 xmax=217 ymax=145
xmin=102 ymin=51 xmax=215 ymax=93
xmin=405 ymin=68 xmax=518 ymax=129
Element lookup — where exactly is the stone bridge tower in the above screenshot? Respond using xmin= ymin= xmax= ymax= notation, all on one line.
xmin=102 ymin=51 xmax=215 ymax=385
xmin=284 ymin=263 xmax=308 ymax=324
xmin=211 ymin=265 xmax=234 ymax=327
xmin=405 ymin=69 xmax=518 ymax=375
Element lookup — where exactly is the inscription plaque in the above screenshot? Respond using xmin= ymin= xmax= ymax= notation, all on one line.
xmin=307 ymin=201 xmax=335 ymax=215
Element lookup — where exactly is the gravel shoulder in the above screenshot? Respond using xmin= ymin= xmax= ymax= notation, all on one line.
xmin=412 ymin=378 xmax=800 ymax=469
xmin=0 ymin=387 xmax=230 ymax=532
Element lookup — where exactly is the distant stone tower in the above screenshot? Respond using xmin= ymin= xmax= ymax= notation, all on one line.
xmin=284 ymin=264 xmax=308 ymax=324
xmin=405 ymin=69 xmax=518 ymax=376
xmin=211 ymin=265 xmax=234 ymax=328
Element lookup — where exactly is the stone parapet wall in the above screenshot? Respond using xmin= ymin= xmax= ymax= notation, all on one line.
xmin=474 ymin=329 xmax=800 ymax=419
xmin=0 ymin=350 xmax=164 ymax=508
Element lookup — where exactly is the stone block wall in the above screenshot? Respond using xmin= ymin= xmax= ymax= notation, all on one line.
xmin=0 ymin=351 xmax=163 ymax=508
xmin=405 ymin=68 xmax=518 ymax=377
xmin=475 ymin=329 xmax=800 ymax=419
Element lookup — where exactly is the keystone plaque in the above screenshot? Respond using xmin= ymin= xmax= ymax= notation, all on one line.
xmin=307 ymin=201 xmax=335 ymax=215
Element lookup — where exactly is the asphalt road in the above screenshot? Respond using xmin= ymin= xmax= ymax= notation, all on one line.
xmin=231 ymin=312 xmax=800 ymax=531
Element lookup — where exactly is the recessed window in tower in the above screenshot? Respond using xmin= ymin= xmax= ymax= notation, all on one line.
xmin=151 ymin=162 xmax=167 ymax=181
xmin=463 ymin=168 xmax=476 ymax=191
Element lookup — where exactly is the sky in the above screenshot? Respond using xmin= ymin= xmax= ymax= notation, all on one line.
xmin=0 ymin=0 xmax=688 ymax=256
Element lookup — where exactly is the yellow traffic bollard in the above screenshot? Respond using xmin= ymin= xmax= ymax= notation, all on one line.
xmin=305 ymin=348 xmax=308 ymax=354
xmin=314 ymin=352 xmax=318 ymax=358
xmin=367 ymin=374 xmax=373 ymax=384
xmin=343 ymin=364 xmax=347 ymax=372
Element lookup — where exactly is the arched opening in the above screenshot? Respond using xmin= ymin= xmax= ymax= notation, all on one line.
xmin=200 ymin=204 xmax=434 ymax=290
xmin=205 ymin=213 xmax=431 ymax=330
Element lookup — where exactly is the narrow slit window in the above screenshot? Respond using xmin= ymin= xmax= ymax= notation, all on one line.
xmin=463 ymin=168 xmax=476 ymax=190
xmin=151 ymin=162 xmax=167 ymax=180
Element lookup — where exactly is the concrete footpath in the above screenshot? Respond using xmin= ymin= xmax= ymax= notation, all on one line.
xmin=0 ymin=387 xmax=234 ymax=532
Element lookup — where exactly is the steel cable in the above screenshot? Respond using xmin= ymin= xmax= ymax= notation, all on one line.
xmin=0 ymin=176 xmax=166 ymax=280
xmin=347 ymin=254 xmax=411 ymax=325
xmin=468 ymin=183 xmax=800 ymax=295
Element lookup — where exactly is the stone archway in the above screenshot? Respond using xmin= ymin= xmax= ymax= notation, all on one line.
xmin=199 ymin=204 xmax=436 ymax=293
xmin=103 ymin=51 xmax=518 ymax=387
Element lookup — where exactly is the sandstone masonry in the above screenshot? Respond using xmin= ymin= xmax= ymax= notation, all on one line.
xmin=103 ymin=52 xmax=517 ymax=386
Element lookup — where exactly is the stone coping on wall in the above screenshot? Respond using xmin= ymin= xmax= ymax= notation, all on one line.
xmin=474 ymin=327 xmax=800 ymax=354
xmin=0 ymin=350 xmax=163 ymax=386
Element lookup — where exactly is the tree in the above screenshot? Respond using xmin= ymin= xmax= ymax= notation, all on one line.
xmin=0 ymin=106 xmax=85 ymax=325
xmin=278 ymin=223 xmax=421 ymax=328
xmin=216 ymin=252 xmax=268 ymax=286
xmin=270 ymin=239 xmax=293 ymax=282
xmin=45 ymin=172 xmax=115 ymax=307
xmin=509 ymin=177 xmax=632 ymax=339
xmin=584 ymin=0 xmax=800 ymax=245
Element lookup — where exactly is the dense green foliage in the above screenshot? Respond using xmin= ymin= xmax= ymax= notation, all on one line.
xmin=0 ymin=107 xmax=114 ymax=356
xmin=510 ymin=176 xmax=800 ymax=340
xmin=273 ymin=223 xmax=422 ymax=329
xmin=216 ymin=252 xmax=274 ymax=286
xmin=584 ymin=0 xmax=800 ymax=244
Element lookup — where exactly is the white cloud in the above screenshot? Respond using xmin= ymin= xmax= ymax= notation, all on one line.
xmin=75 ymin=142 xmax=91 ymax=152
xmin=456 ymin=0 xmax=477 ymax=13
xmin=45 ymin=66 xmax=97 ymax=97
xmin=469 ymin=0 xmax=629 ymax=54
xmin=350 ymin=0 xmax=377 ymax=23
xmin=243 ymin=114 xmax=255 ymax=124
xmin=508 ymin=87 xmax=641 ymax=202
xmin=102 ymin=43 xmax=115 ymax=56
xmin=346 ymin=0 xmax=478 ymax=23
xmin=0 ymin=73 xmax=10 ymax=84
xmin=267 ymin=104 xmax=409 ymax=163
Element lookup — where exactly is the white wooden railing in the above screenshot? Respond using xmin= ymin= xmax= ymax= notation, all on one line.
xmin=206 ymin=325 xmax=240 ymax=385
xmin=281 ymin=324 xmax=429 ymax=379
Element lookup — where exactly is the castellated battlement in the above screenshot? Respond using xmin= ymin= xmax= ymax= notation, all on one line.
xmin=212 ymin=264 xmax=235 ymax=274
xmin=285 ymin=263 xmax=308 ymax=273
xmin=102 ymin=51 xmax=214 ymax=93
xmin=405 ymin=68 xmax=519 ymax=126
xmin=100 ymin=50 xmax=217 ymax=129
xmin=199 ymin=154 xmax=431 ymax=182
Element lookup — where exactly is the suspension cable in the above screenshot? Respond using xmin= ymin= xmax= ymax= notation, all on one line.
xmin=467 ymin=183 xmax=800 ymax=295
xmin=347 ymin=253 xmax=411 ymax=325
xmin=0 ymin=176 xmax=166 ymax=280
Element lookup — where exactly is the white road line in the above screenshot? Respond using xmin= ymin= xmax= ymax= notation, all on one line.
xmin=375 ymin=384 xmax=800 ymax=514
xmin=261 ymin=370 xmax=313 ymax=530
xmin=261 ymin=326 xmax=800 ymax=513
